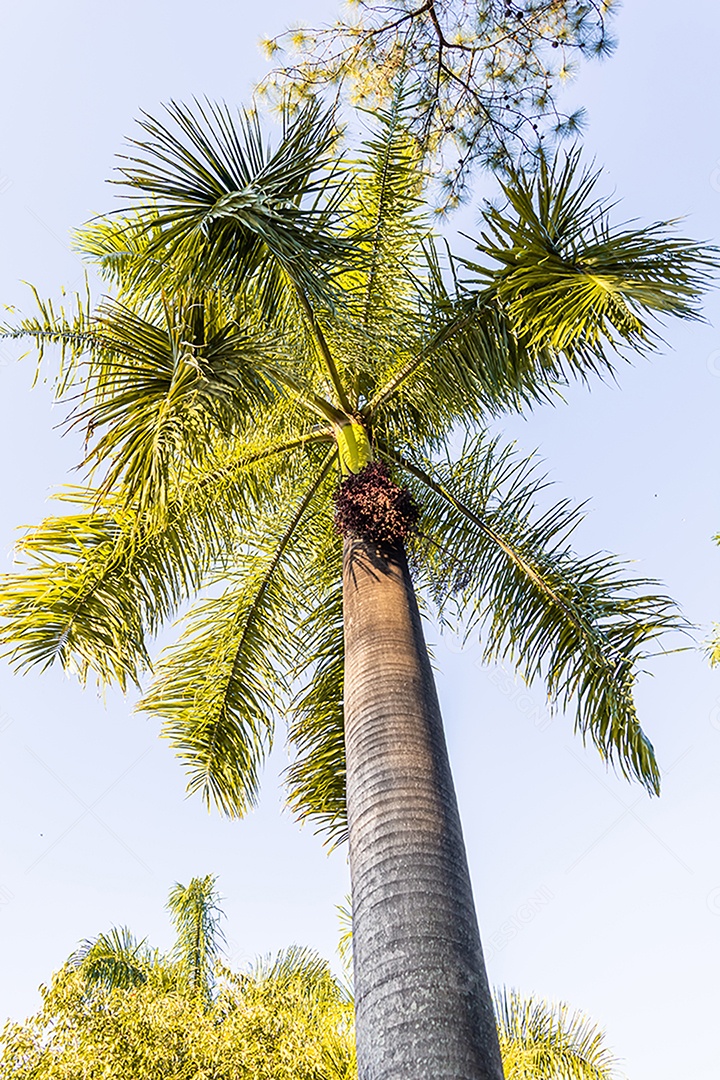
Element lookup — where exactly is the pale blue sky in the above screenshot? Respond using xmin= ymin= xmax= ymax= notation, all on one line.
xmin=1 ymin=2 xmax=719 ymax=1077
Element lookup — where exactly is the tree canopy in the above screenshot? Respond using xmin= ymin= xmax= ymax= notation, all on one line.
xmin=1 ymin=948 xmax=356 ymax=1080
xmin=261 ymin=0 xmax=620 ymax=203
xmin=0 ymin=878 xmax=619 ymax=1080
xmin=0 ymin=98 xmax=712 ymax=844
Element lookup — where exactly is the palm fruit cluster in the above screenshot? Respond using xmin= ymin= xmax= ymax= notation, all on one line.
xmin=333 ymin=461 xmax=418 ymax=545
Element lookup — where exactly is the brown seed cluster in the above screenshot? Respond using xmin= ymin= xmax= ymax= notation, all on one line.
xmin=334 ymin=461 xmax=419 ymax=545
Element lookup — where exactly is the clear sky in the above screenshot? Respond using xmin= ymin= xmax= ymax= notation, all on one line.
xmin=0 ymin=2 xmax=719 ymax=1077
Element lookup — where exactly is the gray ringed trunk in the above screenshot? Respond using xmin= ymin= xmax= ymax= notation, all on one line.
xmin=343 ymin=536 xmax=504 ymax=1080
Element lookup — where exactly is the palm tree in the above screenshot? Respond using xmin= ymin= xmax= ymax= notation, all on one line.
xmin=69 ymin=926 xmax=155 ymax=991
xmin=70 ymin=874 xmax=225 ymax=1002
xmin=167 ymin=873 xmax=226 ymax=1002
xmin=0 ymin=97 xmax=711 ymax=1078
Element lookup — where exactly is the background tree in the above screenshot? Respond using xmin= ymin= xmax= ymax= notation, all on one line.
xmin=261 ymin=0 xmax=620 ymax=203
xmin=495 ymin=990 xmax=618 ymax=1080
xmin=0 ymin=879 xmax=355 ymax=1080
xmin=0 ymin=879 xmax=619 ymax=1080
xmin=0 ymin=97 xmax=711 ymax=1078
xmin=67 ymin=875 xmax=225 ymax=1001
xmin=167 ymin=873 xmax=226 ymax=1002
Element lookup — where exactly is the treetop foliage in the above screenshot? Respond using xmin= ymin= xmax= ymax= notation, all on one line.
xmin=0 ymin=95 xmax=713 ymax=841
xmin=2 ymin=936 xmax=355 ymax=1080
xmin=260 ymin=0 xmax=620 ymax=203
xmin=0 ymin=877 xmax=619 ymax=1080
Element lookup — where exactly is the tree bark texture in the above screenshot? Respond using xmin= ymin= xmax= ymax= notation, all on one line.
xmin=343 ymin=536 xmax=505 ymax=1080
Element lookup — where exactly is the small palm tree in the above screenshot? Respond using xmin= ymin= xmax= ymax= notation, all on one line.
xmin=0 ymin=96 xmax=711 ymax=1078
xmin=71 ymin=875 xmax=224 ymax=1002
xmin=70 ymin=925 xmax=155 ymax=991
xmin=167 ymin=873 xmax=226 ymax=1002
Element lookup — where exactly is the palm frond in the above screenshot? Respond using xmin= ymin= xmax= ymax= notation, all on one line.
xmin=0 ymin=492 xmax=175 ymax=688
xmin=391 ymin=437 xmax=686 ymax=793
xmin=336 ymin=898 xmax=353 ymax=973
xmin=495 ymin=988 xmax=619 ymax=1080
xmin=251 ymin=945 xmax=337 ymax=996
xmin=463 ymin=148 xmax=715 ymax=366
xmin=137 ymin=570 xmax=282 ymax=818
xmin=138 ymin=452 xmax=337 ymax=817
xmin=0 ymin=433 xmax=326 ymax=689
xmin=4 ymin=280 xmax=323 ymax=519
xmin=69 ymin=927 xmax=151 ymax=992
xmin=369 ymin=151 xmax=715 ymax=436
xmin=286 ymin=577 xmax=346 ymax=845
xmin=69 ymin=291 xmax=283 ymax=516
xmin=75 ymin=208 xmax=185 ymax=302
xmin=369 ymin=245 xmax=558 ymax=451
xmin=116 ymin=99 xmax=352 ymax=304
xmin=352 ymin=92 xmax=425 ymax=330
xmin=0 ymin=282 xmax=94 ymax=395
xmin=709 ymin=625 xmax=720 ymax=666
xmin=287 ymin=93 xmax=430 ymax=418
xmin=77 ymin=209 xmax=358 ymax=425
xmin=329 ymin=89 xmax=427 ymax=402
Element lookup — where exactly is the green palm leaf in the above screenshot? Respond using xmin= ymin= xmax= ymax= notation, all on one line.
xmin=464 ymin=149 xmax=714 ymax=363
xmin=349 ymin=95 xmax=425 ymax=334
xmin=370 ymin=150 xmax=714 ymax=440
xmin=495 ymin=988 xmax=619 ymax=1080
xmin=71 ymin=291 xmax=282 ymax=514
xmin=369 ymin=249 xmax=556 ymax=451
xmin=1 ymin=283 xmax=94 ymax=394
xmin=393 ymin=437 xmax=685 ymax=793
xmin=251 ymin=945 xmax=337 ymax=992
xmin=75 ymin=208 xmax=176 ymax=303
xmin=138 ymin=453 xmax=337 ymax=816
xmin=0 ymin=431 xmax=327 ymax=689
xmin=0 ymin=492 xmax=171 ymax=688
xmin=286 ymin=578 xmax=346 ymax=846
xmin=330 ymin=89 xmax=427 ymax=394
xmin=69 ymin=927 xmax=152 ymax=992
xmin=116 ymin=99 xmax=352 ymax=303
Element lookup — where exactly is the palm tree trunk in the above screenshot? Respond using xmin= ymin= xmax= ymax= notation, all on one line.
xmin=343 ymin=535 xmax=504 ymax=1080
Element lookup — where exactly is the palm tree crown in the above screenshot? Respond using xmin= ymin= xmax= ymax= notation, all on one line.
xmin=0 ymin=95 xmax=710 ymax=842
